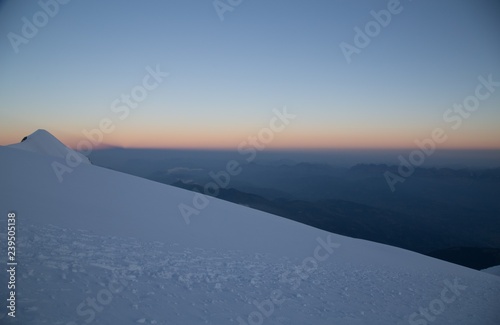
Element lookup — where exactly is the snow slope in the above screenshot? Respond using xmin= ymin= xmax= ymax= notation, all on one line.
xmin=482 ymin=266 xmax=500 ymax=277
xmin=0 ymin=131 xmax=499 ymax=325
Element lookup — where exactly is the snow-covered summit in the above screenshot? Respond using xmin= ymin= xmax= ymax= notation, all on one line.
xmin=0 ymin=131 xmax=499 ymax=324
xmin=7 ymin=129 xmax=90 ymax=164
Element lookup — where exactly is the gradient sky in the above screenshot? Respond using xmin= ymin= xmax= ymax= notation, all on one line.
xmin=0 ymin=0 xmax=499 ymax=149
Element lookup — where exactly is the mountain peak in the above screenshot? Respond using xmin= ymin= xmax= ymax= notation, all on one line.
xmin=7 ymin=129 xmax=90 ymax=164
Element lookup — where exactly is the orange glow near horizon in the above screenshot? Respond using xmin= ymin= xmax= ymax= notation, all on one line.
xmin=1 ymin=127 xmax=499 ymax=151
xmin=66 ymin=132 xmax=500 ymax=151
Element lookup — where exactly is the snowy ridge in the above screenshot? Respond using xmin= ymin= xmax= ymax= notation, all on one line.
xmin=0 ymin=131 xmax=499 ymax=324
xmin=7 ymin=129 xmax=90 ymax=164
xmin=482 ymin=266 xmax=500 ymax=277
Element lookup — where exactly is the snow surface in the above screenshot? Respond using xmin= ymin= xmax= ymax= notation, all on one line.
xmin=482 ymin=266 xmax=500 ymax=277
xmin=0 ymin=131 xmax=499 ymax=324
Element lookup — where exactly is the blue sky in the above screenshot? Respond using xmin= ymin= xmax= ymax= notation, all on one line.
xmin=0 ymin=0 xmax=499 ymax=149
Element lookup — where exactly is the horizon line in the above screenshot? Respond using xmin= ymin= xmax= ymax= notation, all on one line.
xmin=73 ymin=145 xmax=500 ymax=152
